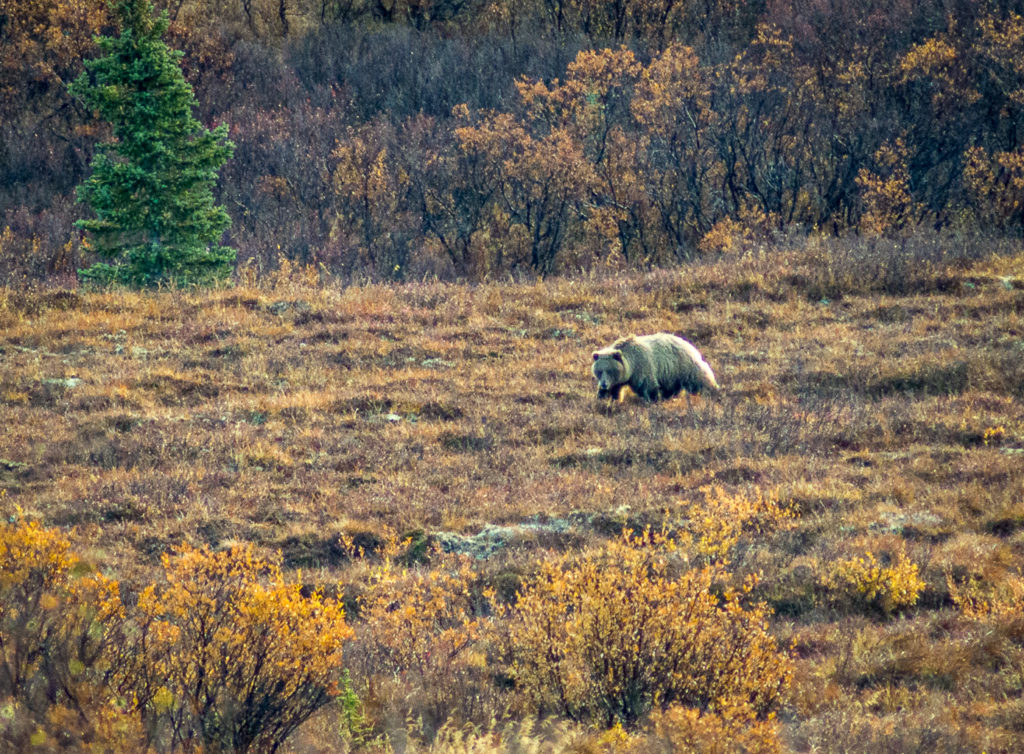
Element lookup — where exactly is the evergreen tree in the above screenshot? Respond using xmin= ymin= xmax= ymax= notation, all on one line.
xmin=70 ymin=0 xmax=235 ymax=287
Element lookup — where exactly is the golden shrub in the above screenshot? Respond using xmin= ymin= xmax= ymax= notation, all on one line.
xmin=350 ymin=541 xmax=498 ymax=736
xmin=127 ymin=543 xmax=354 ymax=753
xmin=822 ymin=550 xmax=925 ymax=615
xmin=699 ymin=217 xmax=753 ymax=255
xmin=0 ymin=520 xmax=139 ymax=751
xmin=499 ymin=531 xmax=791 ymax=728
xmin=946 ymin=568 xmax=1024 ymax=620
xmin=856 ymin=139 xmax=922 ymax=235
xmin=963 ymin=145 xmax=1024 ymax=231
xmin=627 ymin=700 xmax=783 ymax=754
xmin=683 ymin=486 xmax=794 ymax=565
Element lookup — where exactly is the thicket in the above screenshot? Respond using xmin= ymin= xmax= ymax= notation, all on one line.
xmin=0 ymin=521 xmax=353 ymax=752
xmin=498 ymin=530 xmax=791 ymax=727
xmin=0 ymin=519 xmax=792 ymax=750
xmin=2 ymin=0 xmax=1023 ymax=283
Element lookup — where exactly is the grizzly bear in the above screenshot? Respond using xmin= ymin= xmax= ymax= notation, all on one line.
xmin=591 ymin=333 xmax=719 ymax=404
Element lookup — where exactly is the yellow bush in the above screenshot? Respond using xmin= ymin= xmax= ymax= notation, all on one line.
xmin=699 ymin=217 xmax=752 ymax=255
xmin=683 ymin=486 xmax=794 ymax=565
xmin=499 ymin=531 xmax=791 ymax=728
xmin=627 ymin=700 xmax=783 ymax=754
xmin=963 ymin=145 xmax=1024 ymax=231
xmin=351 ymin=540 xmax=498 ymax=737
xmin=946 ymin=568 xmax=1024 ymax=620
xmin=0 ymin=520 xmax=139 ymax=751
xmin=856 ymin=139 xmax=922 ymax=235
xmin=127 ymin=543 xmax=353 ymax=753
xmin=823 ymin=550 xmax=925 ymax=615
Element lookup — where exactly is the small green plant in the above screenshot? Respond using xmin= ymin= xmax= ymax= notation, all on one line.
xmin=69 ymin=0 xmax=235 ymax=287
xmin=336 ymin=669 xmax=372 ymax=746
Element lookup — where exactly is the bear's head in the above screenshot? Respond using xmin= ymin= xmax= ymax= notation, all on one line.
xmin=592 ymin=347 xmax=631 ymax=398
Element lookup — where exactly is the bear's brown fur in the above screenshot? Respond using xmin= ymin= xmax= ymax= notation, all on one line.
xmin=591 ymin=333 xmax=719 ymax=403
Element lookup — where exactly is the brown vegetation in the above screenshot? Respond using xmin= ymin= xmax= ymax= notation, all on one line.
xmin=3 ymin=0 xmax=1024 ymax=283
xmin=1 ymin=234 xmax=1023 ymax=749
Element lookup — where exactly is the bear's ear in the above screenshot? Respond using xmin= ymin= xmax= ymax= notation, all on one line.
xmin=592 ymin=352 xmax=600 ymax=361
xmin=612 ymin=351 xmax=624 ymax=362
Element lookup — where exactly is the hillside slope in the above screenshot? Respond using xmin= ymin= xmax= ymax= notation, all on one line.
xmin=1 ymin=240 xmax=1023 ymax=749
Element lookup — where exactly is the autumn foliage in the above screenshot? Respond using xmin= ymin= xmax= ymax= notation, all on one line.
xmin=4 ymin=0 xmax=1024 ymax=282
xmin=0 ymin=515 xmax=796 ymax=749
xmin=126 ymin=544 xmax=353 ymax=752
xmin=0 ymin=523 xmax=354 ymax=752
xmin=3 ymin=1 xmax=1024 ymax=750
xmin=0 ymin=519 xmax=137 ymax=750
xmin=348 ymin=537 xmax=497 ymax=737
xmin=1 ymin=243 xmax=1023 ymax=748
xmin=500 ymin=530 xmax=791 ymax=728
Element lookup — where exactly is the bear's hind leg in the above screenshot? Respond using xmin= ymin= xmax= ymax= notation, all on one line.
xmin=636 ymin=380 xmax=660 ymax=402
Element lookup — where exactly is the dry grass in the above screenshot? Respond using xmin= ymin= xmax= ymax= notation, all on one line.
xmin=1 ymin=234 xmax=1023 ymax=749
